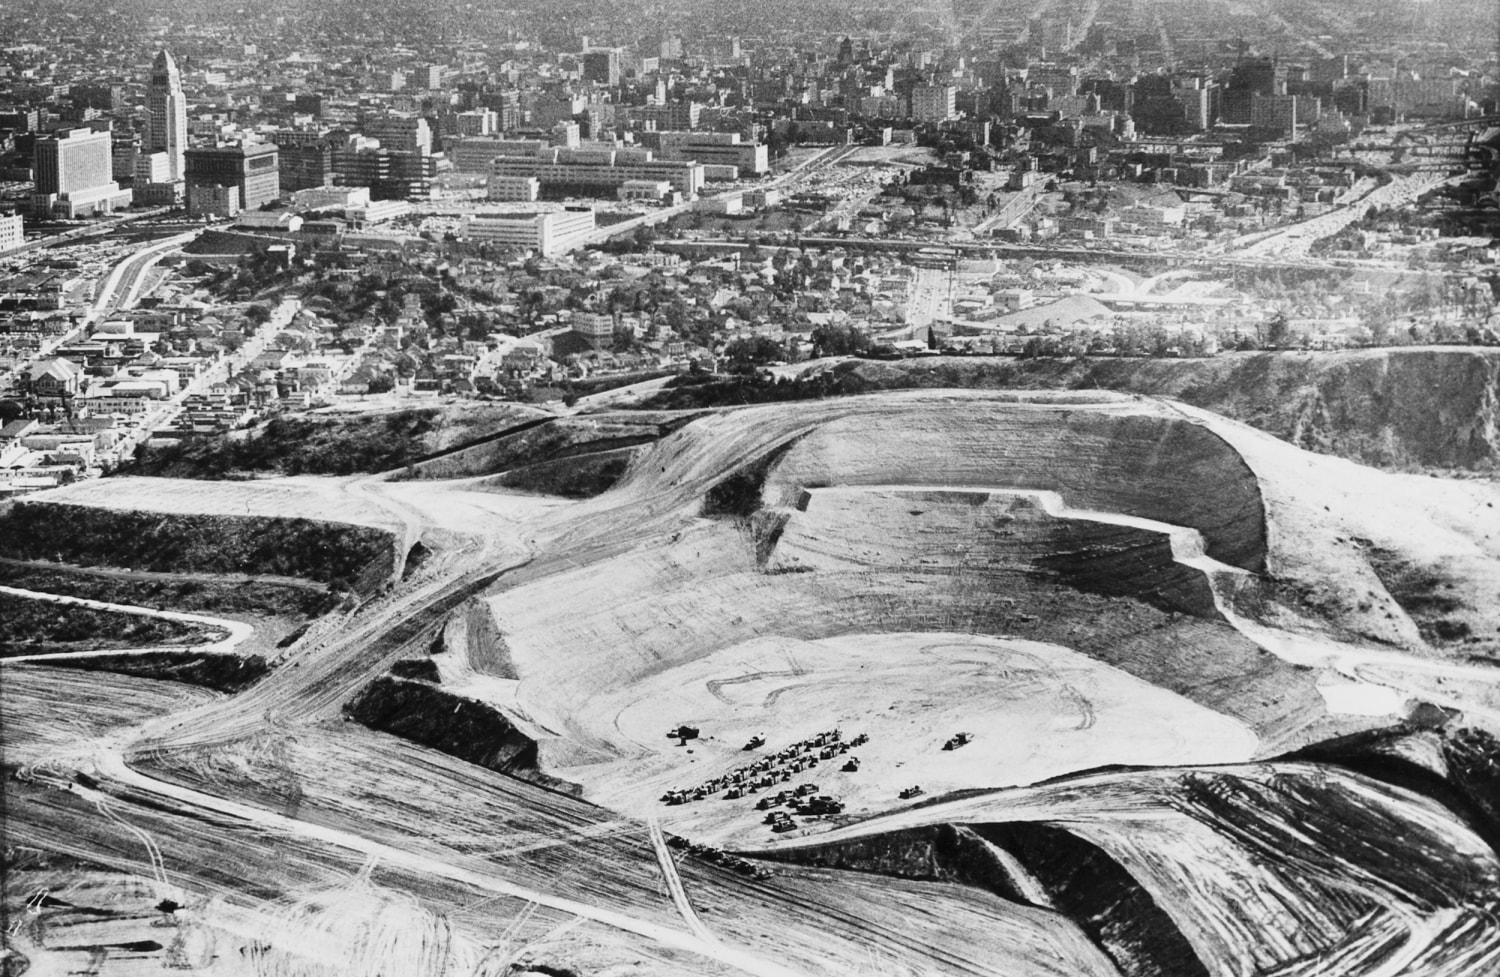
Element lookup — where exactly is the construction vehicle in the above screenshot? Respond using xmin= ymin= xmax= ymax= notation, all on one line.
xmin=743 ymin=734 xmax=766 ymax=751
xmin=899 ymin=786 xmax=925 ymax=800
xmin=943 ymin=732 xmax=973 ymax=751
xmin=667 ymin=724 xmax=700 ymax=743
xmin=794 ymin=783 xmax=819 ymax=796
xmin=802 ymin=795 xmax=844 ymax=815
xmin=842 ymin=756 xmax=860 ymax=772
xmin=771 ymin=818 xmax=798 ymax=833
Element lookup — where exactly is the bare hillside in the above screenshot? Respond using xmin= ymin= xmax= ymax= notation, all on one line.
xmin=816 ymin=348 xmax=1500 ymax=471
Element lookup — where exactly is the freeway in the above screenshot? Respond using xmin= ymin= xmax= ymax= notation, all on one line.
xmin=88 ymin=228 xmax=201 ymax=322
xmin=1228 ymin=172 xmax=1459 ymax=261
xmin=0 ymin=207 xmax=173 ymax=261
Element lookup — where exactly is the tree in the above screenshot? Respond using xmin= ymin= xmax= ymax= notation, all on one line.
xmin=810 ymin=323 xmax=871 ymax=357
xmin=723 ymin=336 xmax=784 ymax=373
xmin=245 ymin=303 xmax=273 ymax=325
xmin=1265 ymin=311 xmax=1291 ymax=348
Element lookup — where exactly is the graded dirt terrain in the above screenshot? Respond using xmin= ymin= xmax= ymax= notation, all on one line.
xmin=647 ymin=347 xmax=1500 ymax=472
xmin=6 ymin=387 xmax=1500 ymax=977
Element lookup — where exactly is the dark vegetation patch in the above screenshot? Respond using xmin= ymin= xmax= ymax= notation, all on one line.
xmin=0 ymin=561 xmax=333 ymax=619
xmin=748 ymin=824 xmax=1031 ymax=904
xmin=29 ymin=650 xmax=268 ymax=693
xmin=132 ymin=410 xmax=444 ymax=476
xmin=343 ymin=676 xmax=579 ymax=795
xmin=0 ymin=593 xmax=224 ymax=655
xmin=481 ymin=447 xmax=636 ymax=498
xmin=703 ymin=440 xmax=800 ymax=518
xmin=388 ymin=658 xmax=441 ymax=682
xmin=127 ymin=403 xmax=548 ymax=477
xmin=0 ymin=503 xmax=395 ymax=592
xmin=402 ymin=414 xmax=678 ymax=481
xmin=402 ymin=542 xmax=432 ymax=579
xmin=641 ymin=370 xmax=871 ymax=411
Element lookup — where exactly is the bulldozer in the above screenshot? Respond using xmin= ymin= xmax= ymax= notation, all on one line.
xmin=942 ymin=732 xmax=972 ymax=751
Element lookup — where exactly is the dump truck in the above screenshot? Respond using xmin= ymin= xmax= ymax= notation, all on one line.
xmin=943 ymin=732 xmax=973 ymax=751
xmin=899 ymin=785 xmax=925 ymax=800
xmin=743 ymin=734 xmax=766 ymax=751
xmin=842 ymin=756 xmax=860 ymax=772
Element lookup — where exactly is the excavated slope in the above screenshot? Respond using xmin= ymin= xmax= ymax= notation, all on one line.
xmin=824 ymin=347 xmax=1500 ymax=470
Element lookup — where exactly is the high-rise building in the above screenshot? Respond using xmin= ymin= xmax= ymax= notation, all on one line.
xmin=360 ymin=116 xmax=433 ymax=155
xmin=32 ymin=127 xmax=133 ymax=217
xmin=910 ymin=85 xmax=957 ymax=123
xmin=582 ymin=50 xmax=622 ymax=86
xmin=331 ymin=147 xmax=437 ymax=200
xmin=148 ymin=50 xmax=188 ymax=182
xmin=273 ymin=134 xmax=336 ymax=191
xmin=185 ymin=143 xmax=280 ymax=216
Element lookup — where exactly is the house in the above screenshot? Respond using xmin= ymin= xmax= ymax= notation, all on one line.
xmin=0 ymin=418 xmax=40 ymax=442
xmin=28 ymin=357 xmax=84 ymax=397
xmin=251 ymin=348 xmax=293 ymax=371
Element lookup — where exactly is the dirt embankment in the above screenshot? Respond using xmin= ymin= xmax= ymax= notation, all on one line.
xmin=129 ymin=402 xmax=551 ymax=477
xmin=403 ymin=413 xmax=688 ymax=491
xmin=39 ymin=650 xmax=269 ymax=693
xmin=758 ymin=821 xmax=1209 ymax=977
xmin=0 ymin=502 xmax=398 ymax=594
xmin=819 ymin=348 xmax=1500 ymax=471
xmin=343 ymin=675 xmax=579 ymax=796
xmin=1289 ymin=723 xmax=1500 ymax=855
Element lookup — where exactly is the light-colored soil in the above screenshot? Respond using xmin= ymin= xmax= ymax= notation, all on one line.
xmin=580 ymin=630 xmax=1256 ymax=847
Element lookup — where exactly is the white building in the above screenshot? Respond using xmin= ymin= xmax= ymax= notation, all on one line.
xmin=490 ymin=146 xmax=704 ymax=197
xmin=460 ymin=207 xmax=596 ymax=256
xmin=0 ymin=213 xmax=22 ymax=252
xmin=347 ymin=200 xmax=412 ymax=225
xmin=617 ymin=179 xmax=671 ymax=202
xmin=292 ymin=185 xmax=372 ymax=211
xmin=651 ymin=132 xmax=769 ymax=177
xmin=571 ymin=311 xmax=615 ymax=348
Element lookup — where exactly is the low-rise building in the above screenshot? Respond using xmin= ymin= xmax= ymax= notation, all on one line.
xmin=460 ymin=207 xmax=597 ymax=256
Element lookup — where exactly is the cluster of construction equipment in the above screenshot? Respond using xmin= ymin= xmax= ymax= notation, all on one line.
xmin=664 ymin=834 xmax=772 ymax=879
xmin=658 ymin=729 xmax=871 ymax=829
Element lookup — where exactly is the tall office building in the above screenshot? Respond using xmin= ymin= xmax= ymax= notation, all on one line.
xmin=582 ymin=50 xmax=622 ymax=87
xmin=910 ymin=85 xmax=957 ymax=123
xmin=32 ymin=127 xmax=133 ymax=217
xmin=185 ymin=143 xmax=280 ymax=217
xmin=147 ymin=49 xmax=188 ymax=181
